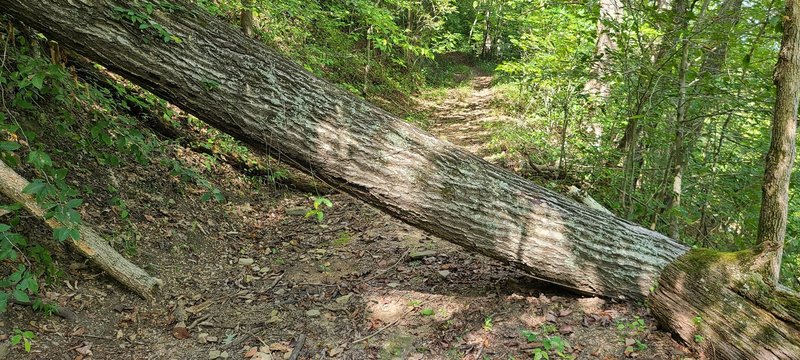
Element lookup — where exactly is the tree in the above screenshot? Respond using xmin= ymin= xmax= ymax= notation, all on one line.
xmin=757 ymin=0 xmax=800 ymax=282
xmin=662 ymin=0 xmax=744 ymax=240
xmin=240 ymin=0 xmax=258 ymax=38
xmin=1 ymin=1 xmax=799 ymax=357
xmin=583 ymin=0 xmax=623 ymax=100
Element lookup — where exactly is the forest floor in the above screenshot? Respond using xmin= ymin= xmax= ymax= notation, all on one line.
xmin=1 ymin=68 xmax=693 ymax=360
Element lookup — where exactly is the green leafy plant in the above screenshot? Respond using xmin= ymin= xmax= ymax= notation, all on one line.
xmin=332 ymin=231 xmax=352 ymax=247
xmin=483 ymin=316 xmax=493 ymax=331
xmin=692 ymin=315 xmax=704 ymax=344
xmin=10 ymin=328 xmax=35 ymax=353
xmin=522 ymin=326 xmax=572 ymax=359
xmin=616 ymin=316 xmax=647 ymax=334
xmin=163 ymin=159 xmax=225 ymax=202
xmin=305 ymin=196 xmax=332 ymax=223
xmin=112 ymin=2 xmax=183 ymax=43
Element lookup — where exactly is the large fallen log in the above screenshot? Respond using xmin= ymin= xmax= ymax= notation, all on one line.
xmin=0 ymin=160 xmax=162 ymax=300
xmin=1 ymin=1 xmax=798 ymax=357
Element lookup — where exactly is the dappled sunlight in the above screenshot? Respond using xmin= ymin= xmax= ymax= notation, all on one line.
xmin=364 ymin=290 xmax=470 ymax=325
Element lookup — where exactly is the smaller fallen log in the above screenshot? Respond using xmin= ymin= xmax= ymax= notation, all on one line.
xmin=567 ymin=186 xmax=612 ymax=215
xmin=0 ymin=160 xmax=162 ymax=300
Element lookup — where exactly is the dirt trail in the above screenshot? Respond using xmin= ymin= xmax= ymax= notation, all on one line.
xmin=426 ymin=75 xmax=498 ymax=157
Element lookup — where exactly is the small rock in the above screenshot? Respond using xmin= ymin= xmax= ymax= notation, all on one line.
xmin=220 ymin=351 xmax=229 ymax=359
xmin=387 ymin=282 xmax=400 ymax=288
xmin=409 ymin=250 xmax=436 ymax=260
xmin=206 ymin=335 xmax=219 ymax=343
xmin=238 ymin=258 xmax=255 ymax=266
xmin=577 ymin=297 xmax=606 ymax=314
xmin=306 ymin=309 xmax=321 ymax=317
xmin=209 ymin=350 xmax=221 ymax=359
xmin=437 ymin=270 xmax=451 ymax=278
xmin=335 ymin=294 xmax=352 ymax=305
xmin=197 ymin=332 xmax=210 ymax=344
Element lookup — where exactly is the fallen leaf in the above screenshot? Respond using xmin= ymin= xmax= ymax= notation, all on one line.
xmin=172 ymin=324 xmax=190 ymax=340
xmin=75 ymin=342 xmax=93 ymax=356
xmin=546 ymin=312 xmax=557 ymax=323
xmin=244 ymin=347 xmax=258 ymax=358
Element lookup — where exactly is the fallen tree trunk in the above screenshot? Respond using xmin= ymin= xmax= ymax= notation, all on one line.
xmin=2 ymin=1 xmax=798 ymax=357
xmin=0 ymin=160 xmax=162 ymax=300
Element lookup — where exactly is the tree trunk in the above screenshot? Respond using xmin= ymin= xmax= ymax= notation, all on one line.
xmin=2 ymin=1 xmax=799 ymax=357
xmin=664 ymin=36 xmax=691 ymax=241
xmin=240 ymin=0 xmax=257 ymax=38
xmin=480 ymin=8 xmax=492 ymax=58
xmin=661 ymin=0 xmax=744 ymax=239
xmin=583 ymin=0 xmax=623 ymax=100
xmin=757 ymin=0 xmax=800 ymax=282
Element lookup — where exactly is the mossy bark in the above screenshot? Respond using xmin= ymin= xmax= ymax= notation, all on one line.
xmin=651 ymin=249 xmax=800 ymax=359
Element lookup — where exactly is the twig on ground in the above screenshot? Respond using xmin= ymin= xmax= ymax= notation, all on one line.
xmin=288 ymin=334 xmax=306 ymax=360
xmin=359 ymin=249 xmax=409 ymax=284
xmin=188 ymin=314 xmax=211 ymax=330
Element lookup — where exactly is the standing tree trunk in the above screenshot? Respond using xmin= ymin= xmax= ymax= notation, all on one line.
xmin=583 ymin=0 xmax=623 ymax=100
xmin=480 ymin=7 xmax=492 ymax=58
xmin=2 ymin=1 xmax=799 ymax=357
xmin=661 ymin=0 xmax=742 ymax=239
xmin=583 ymin=0 xmax=623 ymax=147
xmin=757 ymin=0 xmax=800 ymax=282
xmin=240 ymin=0 xmax=257 ymax=38
xmin=665 ymin=35 xmax=691 ymax=240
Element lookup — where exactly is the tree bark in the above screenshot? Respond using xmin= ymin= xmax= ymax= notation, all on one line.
xmin=0 ymin=160 xmax=162 ymax=300
xmin=2 ymin=1 xmax=799 ymax=357
xmin=240 ymin=0 xmax=257 ymax=38
xmin=665 ymin=36 xmax=690 ymax=241
xmin=757 ymin=0 xmax=800 ymax=282
xmin=583 ymin=0 xmax=623 ymax=100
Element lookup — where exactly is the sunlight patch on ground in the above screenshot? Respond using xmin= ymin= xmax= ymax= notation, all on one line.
xmin=365 ymin=290 xmax=469 ymax=325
